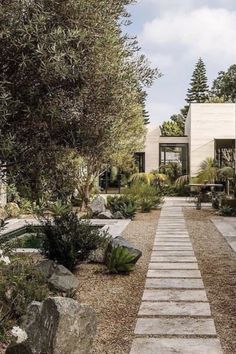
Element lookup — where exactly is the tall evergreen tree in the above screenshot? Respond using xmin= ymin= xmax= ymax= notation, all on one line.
xmin=186 ymin=58 xmax=209 ymax=103
xmin=160 ymin=58 xmax=210 ymax=136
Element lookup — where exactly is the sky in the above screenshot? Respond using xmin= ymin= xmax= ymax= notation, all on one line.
xmin=125 ymin=0 xmax=236 ymax=125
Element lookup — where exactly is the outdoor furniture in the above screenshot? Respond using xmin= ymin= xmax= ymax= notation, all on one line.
xmin=188 ymin=183 xmax=224 ymax=209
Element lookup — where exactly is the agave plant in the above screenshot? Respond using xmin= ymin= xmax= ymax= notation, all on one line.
xmin=106 ymin=246 xmax=136 ymax=274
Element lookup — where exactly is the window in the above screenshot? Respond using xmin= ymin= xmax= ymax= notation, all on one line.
xmin=215 ymin=139 xmax=235 ymax=168
xmin=134 ymin=153 xmax=145 ymax=172
xmin=159 ymin=144 xmax=188 ymax=176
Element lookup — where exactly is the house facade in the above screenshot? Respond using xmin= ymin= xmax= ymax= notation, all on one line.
xmin=139 ymin=103 xmax=236 ymax=177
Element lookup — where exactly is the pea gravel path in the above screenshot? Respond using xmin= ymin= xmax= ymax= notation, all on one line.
xmin=185 ymin=207 xmax=236 ymax=354
xmin=76 ymin=210 xmax=160 ymax=354
xmin=130 ymin=198 xmax=223 ymax=354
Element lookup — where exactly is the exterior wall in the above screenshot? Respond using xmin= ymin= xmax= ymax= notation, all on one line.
xmin=144 ymin=126 xmax=160 ymax=172
xmin=144 ymin=126 xmax=189 ymax=172
xmin=189 ymin=103 xmax=236 ymax=176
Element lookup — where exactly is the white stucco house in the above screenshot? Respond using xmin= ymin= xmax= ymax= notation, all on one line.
xmin=136 ymin=103 xmax=236 ymax=178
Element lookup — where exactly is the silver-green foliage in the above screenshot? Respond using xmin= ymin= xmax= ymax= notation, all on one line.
xmin=106 ymin=246 xmax=136 ymax=274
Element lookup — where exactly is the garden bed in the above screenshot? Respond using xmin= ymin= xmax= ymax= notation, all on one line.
xmin=184 ymin=208 xmax=236 ymax=354
xmin=76 ymin=210 xmax=160 ymax=354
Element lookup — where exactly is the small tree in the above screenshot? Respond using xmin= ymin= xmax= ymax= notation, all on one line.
xmin=211 ymin=64 xmax=236 ymax=102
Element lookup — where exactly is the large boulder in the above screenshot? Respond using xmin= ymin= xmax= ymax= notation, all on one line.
xmin=36 ymin=260 xmax=79 ymax=293
xmin=48 ymin=265 xmax=79 ymax=293
xmin=89 ymin=196 xmax=106 ymax=215
xmin=108 ymin=236 xmax=142 ymax=264
xmin=7 ymin=297 xmax=96 ymax=354
xmin=97 ymin=210 xmax=113 ymax=219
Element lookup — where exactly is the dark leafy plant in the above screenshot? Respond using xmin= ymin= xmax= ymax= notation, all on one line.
xmin=49 ymin=200 xmax=72 ymax=216
xmin=212 ymin=195 xmax=220 ymax=209
xmin=123 ymin=183 xmax=163 ymax=211
xmin=119 ymin=202 xmax=137 ymax=219
xmin=106 ymin=246 xmax=136 ymax=274
xmin=41 ymin=211 xmax=107 ymax=270
xmin=107 ymin=196 xmax=137 ymax=218
xmin=219 ymin=205 xmax=235 ymax=217
xmin=140 ymin=200 xmax=154 ymax=213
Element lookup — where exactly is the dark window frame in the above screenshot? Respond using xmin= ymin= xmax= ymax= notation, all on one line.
xmin=134 ymin=152 xmax=145 ymax=173
xmin=159 ymin=143 xmax=189 ymax=175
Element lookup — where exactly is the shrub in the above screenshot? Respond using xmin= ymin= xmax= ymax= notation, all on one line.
xmin=4 ymin=202 xmax=21 ymax=218
xmin=123 ymin=183 xmax=163 ymax=211
xmin=0 ymin=259 xmax=50 ymax=343
xmin=49 ymin=199 xmax=72 ymax=216
xmin=107 ymin=195 xmax=137 ymax=219
xmin=119 ymin=202 xmax=137 ymax=219
xmin=106 ymin=246 xmax=136 ymax=274
xmin=139 ymin=200 xmax=154 ymax=213
xmin=212 ymin=196 xmax=220 ymax=209
xmin=161 ymin=184 xmax=190 ymax=197
xmin=18 ymin=199 xmax=33 ymax=214
xmin=41 ymin=211 xmax=108 ymax=270
xmin=219 ymin=205 xmax=235 ymax=217
xmin=221 ymin=198 xmax=236 ymax=209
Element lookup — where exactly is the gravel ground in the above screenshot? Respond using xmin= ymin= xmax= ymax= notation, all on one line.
xmin=76 ymin=210 xmax=160 ymax=354
xmin=184 ymin=208 xmax=236 ymax=354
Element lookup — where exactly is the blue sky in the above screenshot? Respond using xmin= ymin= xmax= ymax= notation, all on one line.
xmin=125 ymin=0 xmax=236 ymax=125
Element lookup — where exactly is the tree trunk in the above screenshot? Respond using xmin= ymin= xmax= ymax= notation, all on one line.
xmin=80 ymin=178 xmax=93 ymax=211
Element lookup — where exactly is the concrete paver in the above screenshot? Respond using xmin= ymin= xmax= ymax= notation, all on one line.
xmin=130 ymin=197 xmax=222 ymax=354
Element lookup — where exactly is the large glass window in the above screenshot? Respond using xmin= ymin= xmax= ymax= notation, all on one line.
xmin=160 ymin=144 xmax=188 ymax=176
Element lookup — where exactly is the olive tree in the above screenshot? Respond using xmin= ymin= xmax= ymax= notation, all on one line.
xmin=0 ymin=0 xmax=159 ymax=206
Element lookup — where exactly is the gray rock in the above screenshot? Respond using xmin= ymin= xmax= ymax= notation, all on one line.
xmin=113 ymin=211 xmax=125 ymax=219
xmin=89 ymin=196 xmax=106 ymax=215
xmin=48 ymin=264 xmax=79 ymax=292
xmin=97 ymin=210 xmax=113 ymax=219
xmin=108 ymin=236 xmax=142 ymax=264
xmin=36 ymin=259 xmax=56 ymax=278
xmin=7 ymin=297 xmax=96 ymax=354
xmin=36 ymin=260 xmax=79 ymax=293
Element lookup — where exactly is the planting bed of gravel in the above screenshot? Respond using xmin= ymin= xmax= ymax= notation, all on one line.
xmin=76 ymin=210 xmax=160 ymax=354
xmin=184 ymin=208 xmax=236 ymax=354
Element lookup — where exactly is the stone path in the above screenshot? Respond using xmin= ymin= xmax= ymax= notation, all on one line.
xmin=130 ymin=197 xmax=223 ymax=354
xmin=212 ymin=216 xmax=236 ymax=252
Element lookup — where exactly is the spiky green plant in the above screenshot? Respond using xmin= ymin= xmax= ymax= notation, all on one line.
xmin=129 ymin=172 xmax=167 ymax=185
xmin=106 ymin=246 xmax=136 ymax=274
xmin=175 ymin=174 xmax=189 ymax=187
xmin=219 ymin=205 xmax=235 ymax=217
xmin=197 ymin=157 xmax=218 ymax=183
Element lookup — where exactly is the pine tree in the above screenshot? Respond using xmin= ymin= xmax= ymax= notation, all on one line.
xmin=186 ymin=58 xmax=209 ymax=103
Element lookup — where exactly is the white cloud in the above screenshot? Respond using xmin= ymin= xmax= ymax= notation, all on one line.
xmin=146 ymin=101 xmax=177 ymax=123
xmin=128 ymin=2 xmax=236 ymax=124
xmin=140 ymin=7 xmax=236 ymax=63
